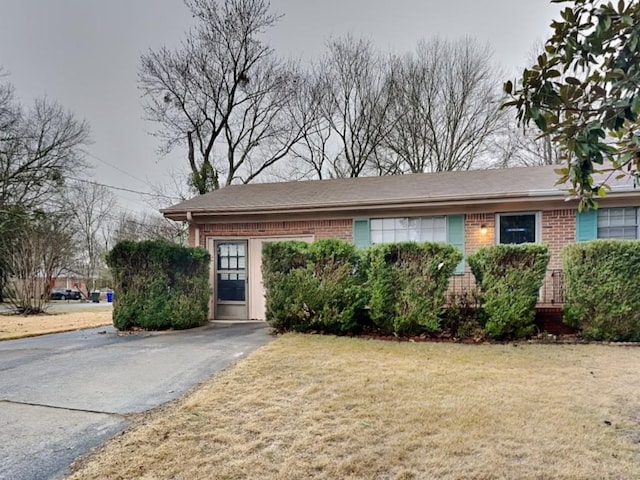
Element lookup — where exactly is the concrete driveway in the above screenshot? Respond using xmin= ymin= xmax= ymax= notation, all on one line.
xmin=0 ymin=322 xmax=272 ymax=480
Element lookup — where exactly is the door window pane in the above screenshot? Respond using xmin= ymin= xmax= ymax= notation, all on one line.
xmin=217 ymin=274 xmax=245 ymax=301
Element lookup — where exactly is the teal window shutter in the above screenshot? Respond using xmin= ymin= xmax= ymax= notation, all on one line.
xmin=447 ymin=214 xmax=465 ymax=274
xmin=576 ymin=210 xmax=597 ymax=241
xmin=353 ymin=218 xmax=370 ymax=248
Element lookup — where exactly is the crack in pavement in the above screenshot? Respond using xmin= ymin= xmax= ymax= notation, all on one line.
xmin=0 ymin=398 xmax=128 ymax=418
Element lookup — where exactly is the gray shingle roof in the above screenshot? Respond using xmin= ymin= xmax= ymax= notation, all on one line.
xmin=161 ymin=164 xmax=636 ymax=218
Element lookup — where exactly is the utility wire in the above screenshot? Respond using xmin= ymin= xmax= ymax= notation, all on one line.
xmin=67 ymin=176 xmax=183 ymax=201
xmin=83 ymin=150 xmax=155 ymax=190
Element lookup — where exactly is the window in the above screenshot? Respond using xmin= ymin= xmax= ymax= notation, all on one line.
xmin=597 ymin=207 xmax=638 ymax=239
xmin=497 ymin=212 xmax=540 ymax=244
xmin=370 ymin=216 xmax=446 ymax=244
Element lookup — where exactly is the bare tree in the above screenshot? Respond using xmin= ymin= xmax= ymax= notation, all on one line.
xmin=113 ymin=211 xmax=187 ymax=244
xmin=66 ymin=181 xmax=116 ymax=296
xmin=496 ymin=41 xmax=565 ymax=168
xmin=140 ymin=0 xmax=302 ymax=194
xmin=0 ymin=72 xmax=89 ymax=302
xmin=282 ymin=71 xmax=334 ymax=180
xmin=384 ymin=38 xmax=505 ymax=173
xmin=491 ymin=124 xmax=562 ymax=168
xmin=5 ymin=214 xmax=74 ymax=314
xmin=0 ymin=91 xmax=90 ymax=210
xmin=314 ymin=35 xmax=397 ymax=178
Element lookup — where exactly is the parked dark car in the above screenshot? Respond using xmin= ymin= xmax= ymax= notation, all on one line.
xmin=50 ymin=288 xmax=82 ymax=300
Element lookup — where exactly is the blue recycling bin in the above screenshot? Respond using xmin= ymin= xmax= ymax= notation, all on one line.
xmin=106 ymin=291 xmax=113 ymax=303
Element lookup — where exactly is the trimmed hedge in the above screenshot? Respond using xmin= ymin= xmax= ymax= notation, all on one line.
xmin=368 ymin=242 xmax=462 ymax=336
xmin=468 ymin=244 xmax=549 ymax=339
xmin=262 ymin=239 xmax=367 ymax=334
xmin=106 ymin=240 xmax=210 ymax=330
xmin=563 ymin=240 xmax=640 ymax=341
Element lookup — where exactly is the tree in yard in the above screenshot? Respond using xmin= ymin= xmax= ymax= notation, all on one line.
xmin=0 ymin=71 xmax=90 ymax=302
xmin=5 ymin=213 xmax=74 ymax=314
xmin=314 ymin=35 xmax=397 ymax=178
xmin=492 ymin=118 xmax=563 ymax=168
xmin=384 ymin=38 xmax=506 ymax=173
xmin=504 ymin=0 xmax=640 ymax=209
xmin=140 ymin=0 xmax=303 ymax=194
xmin=270 ymin=70 xmax=330 ymax=180
xmin=66 ymin=181 xmax=116 ymax=297
xmin=113 ymin=210 xmax=187 ymax=245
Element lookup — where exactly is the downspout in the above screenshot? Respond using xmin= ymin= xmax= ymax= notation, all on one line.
xmin=186 ymin=212 xmax=200 ymax=248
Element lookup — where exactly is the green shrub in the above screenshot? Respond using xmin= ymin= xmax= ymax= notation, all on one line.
xmin=468 ymin=244 xmax=549 ymax=339
xmin=262 ymin=239 xmax=367 ymax=334
xmin=441 ymin=289 xmax=487 ymax=339
xmin=368 ymin=242 xmax=462 ymax=336
xmin=563 ymin=240 xmax=640 ymax=341
xmin=106 ymin=241 xmax=210 ymax=330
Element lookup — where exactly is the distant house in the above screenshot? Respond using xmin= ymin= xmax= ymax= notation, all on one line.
xmin=52 ymin=269 xmax=85 ymax=291
xmin=162 ymin=165 xmax=640 ymax=321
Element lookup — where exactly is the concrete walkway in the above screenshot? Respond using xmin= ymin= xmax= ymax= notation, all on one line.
xmin=0 ymin=322 xmax=272 ymax=480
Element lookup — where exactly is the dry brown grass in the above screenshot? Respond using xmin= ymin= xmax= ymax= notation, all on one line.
xmin=0 ymin=305 xmax=112 ymax=340
xmin=69 ymin=335 xmax=640 ymax=480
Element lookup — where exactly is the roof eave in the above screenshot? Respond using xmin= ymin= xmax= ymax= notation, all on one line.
xmin=162 ymin=190 xmax=574 ymax=221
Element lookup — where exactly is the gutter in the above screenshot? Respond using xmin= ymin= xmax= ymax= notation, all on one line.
xmin=162 ymin=191 xmax=571 ymax=221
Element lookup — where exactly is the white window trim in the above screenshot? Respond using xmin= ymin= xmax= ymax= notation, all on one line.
xmin=495 ymin=212 xmax=542 ymax=244
xmin=369 ymin=215 xmax=448 ymax=245
xmin=597 ymin=207 xmax=640 ymax=240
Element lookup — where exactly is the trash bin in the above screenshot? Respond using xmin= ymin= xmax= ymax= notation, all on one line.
xmin=91 ymin=291 xmax=100 ymax=303
xmin=106 ymin=291 xmax=113 ymax=303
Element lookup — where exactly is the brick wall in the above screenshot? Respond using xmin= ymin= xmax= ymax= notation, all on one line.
xmin=541 ymin=209 xmax=575 ymax=270
xmin=191 ymin=219 xmax=352 ymax=246
xmin=465 ymin=210 xmax=575 ymax=270
xmin=192 ymin=209 xmax=575 ymax=269
xmin=465 ymin=213 xmax=495 ymax=256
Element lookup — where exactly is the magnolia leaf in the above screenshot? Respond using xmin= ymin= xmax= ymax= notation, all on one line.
xmin=504 ymin=80 xmax=513 ymax=95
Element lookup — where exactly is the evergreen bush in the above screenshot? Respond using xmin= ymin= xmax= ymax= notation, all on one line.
xmin=106 ymin=240 xmax=210 ymax=330
xmin=468 ymin=244 xmax=549 ymax=339
xmin=563 ymin=240 xmax=640 ymax=341
xmin=262 ymin=239 xmax=367 ymax=334
xmin=367 ymin=242 xmax=462 ymax=336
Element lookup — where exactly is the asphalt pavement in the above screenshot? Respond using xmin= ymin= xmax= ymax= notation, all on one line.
xmin=0 ymin=321 xmax=272 ymax=480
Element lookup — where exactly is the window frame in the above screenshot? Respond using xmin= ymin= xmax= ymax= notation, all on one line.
xmin=597 ymin=207 xmax=639 ymax=240
xmin=495 ymin=211 xmax=542 ymax=245
xmin=369 ymin=215 xmax=447 ymax=245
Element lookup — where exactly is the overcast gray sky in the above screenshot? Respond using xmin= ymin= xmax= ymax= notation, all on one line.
xmin=0 ymin=1 xmax=562 ymax=213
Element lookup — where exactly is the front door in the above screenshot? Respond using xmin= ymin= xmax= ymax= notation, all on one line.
xmin=214 ymin=240 xmax=247 ymax=320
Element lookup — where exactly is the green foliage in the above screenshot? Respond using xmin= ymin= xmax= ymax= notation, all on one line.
xmin=469 ymin=244 xmax=549 ymax=339
xmin=563 ymin=240 xmax=640 ymax=341
xmin=367 ymin=242 xmax=462 ymax=336
xmin=504 ymin=0 xmax=640 ymax=209
xmin=106 ymin=240 xmax=210 ymax=330
xmin=262 ymin=239 xmax=367 ymax=334
xmin=441 ymin=289 xmax=487 ymax=340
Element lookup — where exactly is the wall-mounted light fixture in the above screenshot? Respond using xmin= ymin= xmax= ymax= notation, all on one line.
xmin=480 ymin=224 xmax=488 ymax=235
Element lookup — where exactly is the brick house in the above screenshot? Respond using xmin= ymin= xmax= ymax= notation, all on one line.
xmin=162 ymin=165 xmax=640 ymax=321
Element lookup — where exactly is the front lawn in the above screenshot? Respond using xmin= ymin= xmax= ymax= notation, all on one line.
xmin=0 ymin=305 xmax=113 ymax=340
xmin=69 ymin=335 xmax=640 ymax=479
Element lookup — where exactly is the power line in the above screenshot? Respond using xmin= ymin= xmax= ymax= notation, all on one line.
xmin=67 ymin=176 xmax=183 ymax=201
xmin=83 ymin=150 xmax=154 ymax=189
